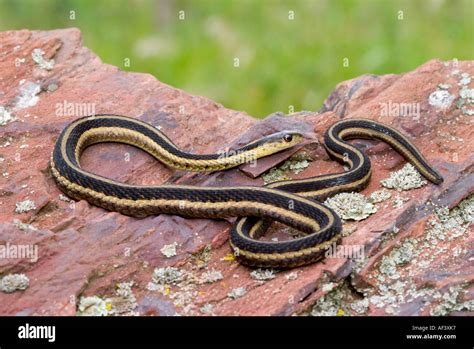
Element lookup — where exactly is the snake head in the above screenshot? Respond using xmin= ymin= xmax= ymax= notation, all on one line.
xmin=262 ymin=130 xmax=304 ymax=147
xmin=242 ymin=130 xmax=304 ymax=158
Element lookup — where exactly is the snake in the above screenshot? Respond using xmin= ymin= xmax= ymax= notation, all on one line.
xmin=50 ymin=114 xmax=443 ymax=268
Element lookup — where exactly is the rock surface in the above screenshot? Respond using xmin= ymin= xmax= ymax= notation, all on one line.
xmin=0 ymin=29 xmax=472 ymax=316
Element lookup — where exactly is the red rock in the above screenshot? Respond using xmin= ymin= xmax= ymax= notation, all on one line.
xmin=0 ymin=29 xmax=472 ymax=316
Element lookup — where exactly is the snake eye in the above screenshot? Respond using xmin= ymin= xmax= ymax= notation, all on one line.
xmin=283 ymin=134 xmax=293 ymax=142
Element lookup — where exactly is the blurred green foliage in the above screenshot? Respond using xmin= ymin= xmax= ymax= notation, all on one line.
xmin=0 ymin=0 xmax=472 ymax=118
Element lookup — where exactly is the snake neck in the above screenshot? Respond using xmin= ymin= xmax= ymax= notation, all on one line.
xmin=61 ymin=115 xmax=284 ymax=172
xmin=74 ymin=126 xmax=263 ymax=172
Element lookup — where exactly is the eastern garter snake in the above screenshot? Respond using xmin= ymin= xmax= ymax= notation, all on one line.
xmin=51 ymin=115 xmax=443 ymax=268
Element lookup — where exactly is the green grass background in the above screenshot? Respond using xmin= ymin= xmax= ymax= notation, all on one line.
xmin=0 ymin=0 xmax=472 ymax=118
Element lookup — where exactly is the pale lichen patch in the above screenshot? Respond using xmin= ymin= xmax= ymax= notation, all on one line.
xmin=58 ymin=194 xmax=73 ymax=203
xmin=250 ymin=268 xmax=276 ymax=282
xmin=160 ymin=242 xmax=178 ymax=258
xmin=453 ymin=70 xmax=474 ymax=115
xmin=15 ymin=81 xmax=41 ymax=109
xmin=381 ymin=164 xmax=427 ymax=191
xmin=0 ymin=273 xmax=29 ymax=293
xmin=200 ymin=303 xmax=214 ymax=314
xmin=0 ymin=106 xmax=15 ymax=126
xmin=428 ymin=89 xmax=455 ymax=109
xmin=262 ymin=152 xmax=311 ymax=184
xmin=15 ymin=199 xmax=36 ymax=213
xmin=147 ymin=267 xmax=183 ymax=290
xmin=457 ymin=87 xmax=474 ymax=115
xmin=47 ymin=83 xmax=58 ymax=92
xmin=310 ymin=282 xmax=349 ymax=316
xmin=169 ymin=285 xmax=197 ymax=313
xmin=458 ymin=73 xmax=471 ymax=86
xmin=425 ymin=194 xmax=473 ymax=245
xmin=369 ymin=189 xmax=392 ymax=203
xmin=324 ymin=192 xmax=377 ymax=221
xmin=283 ymin=152 xmax=312 ymax=174
xmin=437 ymin=83 xmax=451 ymax=90
xmin=77 ymin=296 xmax=108 ymax=316
xmin=363 ymin=195 xmax=474 ymax=315
xmin=262 ymin=167 xmax=290 ymax=184
xmin=322 ymin=283 xmax=336 ymax=292
xmin=350 ymin=298 xmax=369 ymax=314
xmin=198 ymin=269 xmax=223 ymax=284
xmin=378 ymin=238 xmax=418 ymax=279
xmin=31 ymin=48 xmax=55 ymax=70
xmin=105 ymin=281 xmax=139 ymax=316
xmin=430 ymin=285 xmax=474 ymax=316
xmin=12 ymin=218 xmax=37 ymax=232
xmin=227 ymin=287 xmax=247 ymax=299
xmin=146 ymin=266 xmax=211 ymax=315
xmin=392 ymin=194 xmax=409 ymax=208
xmin=459 ymin=88 xmax=474 ymax=103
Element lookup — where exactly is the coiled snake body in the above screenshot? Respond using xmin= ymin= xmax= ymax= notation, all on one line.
xmin=51 ymin=115 xmax=443 ymax=268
